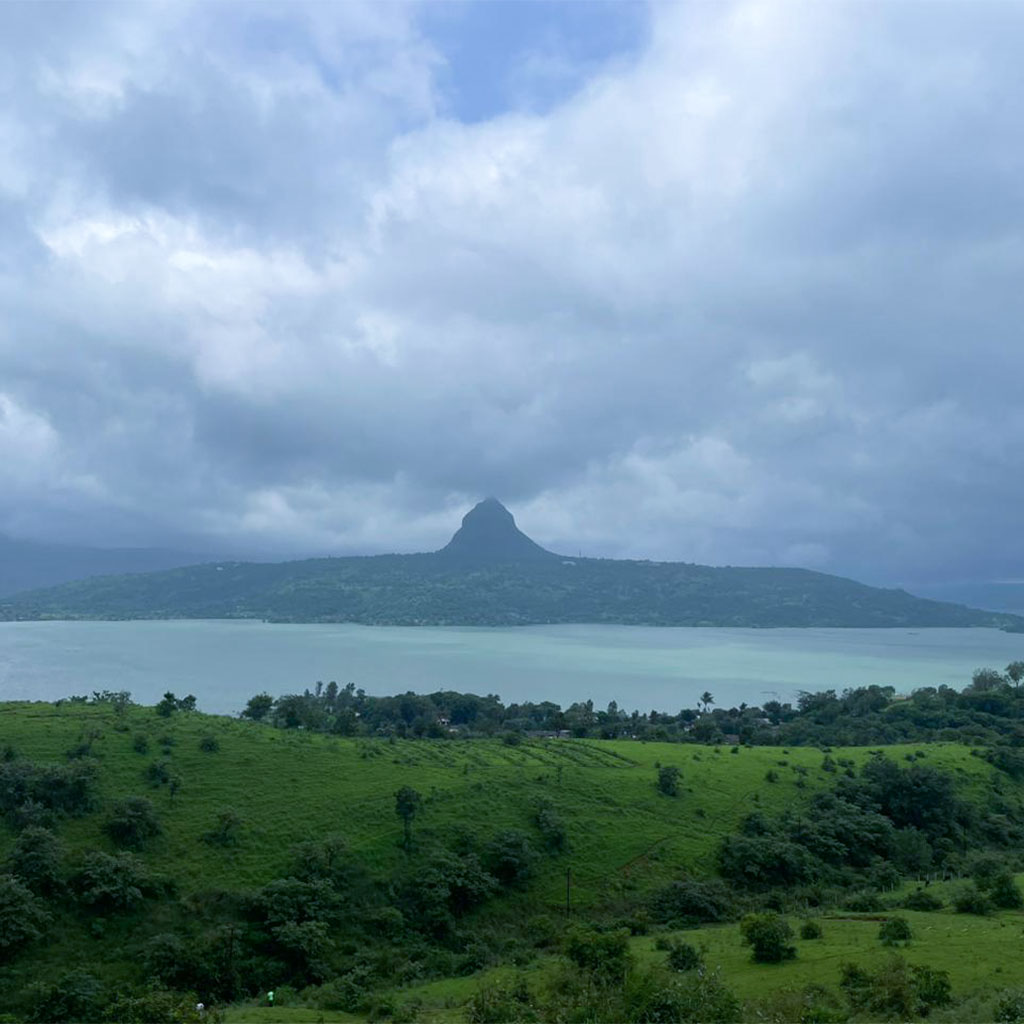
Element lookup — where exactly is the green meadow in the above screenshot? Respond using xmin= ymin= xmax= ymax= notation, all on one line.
xmin=1 ymin=699 xmax=1020 ymax=1021
xmin=0 ymin=701 xmax=993 ymax=903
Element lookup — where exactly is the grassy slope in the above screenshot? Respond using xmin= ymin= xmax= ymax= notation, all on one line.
xmin=0 ymin=701 xmax=1013 ymax=1019
xmin=385 ymin=900 xmax=1024 ymax=1022
xmin=0 ymin=703 xmax=994 ymax=906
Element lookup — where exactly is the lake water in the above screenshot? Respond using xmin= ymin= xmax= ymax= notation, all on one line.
xmin=1 ymin=620 xmax=1023 ymax=716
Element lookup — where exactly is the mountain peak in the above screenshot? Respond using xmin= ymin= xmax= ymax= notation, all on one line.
xmin=439 ymin=499 xmax=554 ymax=562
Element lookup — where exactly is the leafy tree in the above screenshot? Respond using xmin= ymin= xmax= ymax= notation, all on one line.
xmin=403 ymin=849 xmax=497 ymax=935
xmin=289 ymin=835 xmax=356 ymax=889
xmin=1007 ymin=661 xmax=1024 ymax=691
xmin=202 ymin=808 xmax=244 ymax=848
xmin=155 ymin=692 xmax=178 ymax=717
xmin=255 ymin=877 xmax=342 ymax=929
xmin=271 ymin=918 xmax=332 ymax=980
xmin=486 ymin=829 xmax=538 ymax=886
xmin=242 ymin=693 xmax=274 ymax=721
xmin=657 ymin=764 xmax=681 ymax=796
xmin=740 ymin=912 xmax=796 ymax=963
xmin=971 ymin=668 xmax=1006 ymax=691
xmin=395 ymin=785 xmax=421 ymax=849
xmin=0 ymin=873 xmax=50 ymax=952
xmin=649 ymin=878 xmax=734 ymax=926
xmin=104 ymin=796 xmax=162 ymax=850
xmin=6 ymin=826 xmax=63 ymax=895
xmin=73 ymin=851 xmax=150 ymax=911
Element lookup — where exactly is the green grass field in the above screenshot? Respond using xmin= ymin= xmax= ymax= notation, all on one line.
xmin=376 ymin=901 xmax=1024 ymax=1021
xmin=0 ymin=701 xmax=994 ymax=906
xmin=0 ymin=700 xmax=1016 ymax=1021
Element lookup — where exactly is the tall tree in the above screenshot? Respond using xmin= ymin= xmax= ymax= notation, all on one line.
xmin=395 ymin=786 xmax=421 ymax=850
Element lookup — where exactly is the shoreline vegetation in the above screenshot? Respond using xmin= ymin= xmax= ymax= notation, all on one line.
xmin=5 ymin=666 xmax=1024 ymax=1021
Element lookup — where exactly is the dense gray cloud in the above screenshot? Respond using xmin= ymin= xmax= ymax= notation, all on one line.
xmin=2 ymin=0 xmax=1023 ymax=585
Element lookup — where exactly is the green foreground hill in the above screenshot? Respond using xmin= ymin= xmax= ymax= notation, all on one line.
xmin=4 ymin=698 xmax=1024 ymax=1022
xmin=2 ymin=499 xmax=1020 ymax=628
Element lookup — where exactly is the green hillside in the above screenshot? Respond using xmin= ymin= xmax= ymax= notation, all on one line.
xmin=4 ymin=697 xmax=1024 ymax=1022
xmin=2 ymin=501 xmax=1019 ymax=628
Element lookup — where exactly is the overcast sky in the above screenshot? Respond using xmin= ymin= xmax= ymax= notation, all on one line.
xmin=2 ymin=0 xmax=1023 ymax=587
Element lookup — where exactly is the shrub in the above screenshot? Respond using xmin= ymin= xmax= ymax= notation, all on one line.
xmin=842 ymin=891 xmax=884 ymax=913
xmin=142 ymin=932 xmax=196 ymax=989
xmin=799 ymin=920 xmax=822 ymax=940
xmin=533 ymin=803 xmax=568 ymax=853
xmin=202 ymin=808 xmax=243 ymax=847
xmin=740 ymin=912 xmax=796 ymax=963
xmin=878 ymin=916 xmax=912 ymax=946
xmin=841 ymin=955 xmax=950 ymax=1018
xmin=996 ymin=992 xmax=1024 ymax=1023
xmin=649 ymin=878 xmax=734 ymax=926
xmin=624 ymin=966 xmax=741 ymax=1023
xmin=954 ymin=884 xmax=994 ymax=915
xmin=0 ymin=873 xmax=50 ymax=952
xmin=902 ymin=887 xmax=943 ymax=911
xmin=752 ymin=984 xmax=847 ymax=1024
xmin=989 ymin=871 xmax=1024 ymax=909
xmin=100 ymin=988 xmax=204 ymax=1023
xmin=666 ymin=939 xmax=704 ymax=972
xmin=0 ymin=758 xmax=96 ymax=820
xmin=467 ymin=979 xmax=540 ymax=1023
xmin=564 ymin=927 xmax=632 ymax=986
xmin=6 ymin=826 xmax=63 ymax=896
xmin=73 ymin=852 xmax=150 ymax=912
xmin=23 ymin=970 xmax=104 ymax=1023
xmin=657 ymin=765 xmax=681 ymax=796
xmin=131 ymin=735 xmax=149 ymax=755
xmin=199 ymin=735 xmax=220 ymax=753
xmin=104 ymin=797 xmax=162 ymax=850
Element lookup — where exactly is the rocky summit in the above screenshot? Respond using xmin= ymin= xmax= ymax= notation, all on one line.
xmin=438 ymin=498 xmax=555 ymax=563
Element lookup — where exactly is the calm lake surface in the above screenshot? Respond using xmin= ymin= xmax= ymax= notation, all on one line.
xmin=2 ymin=620 xmax=1023 ymax=716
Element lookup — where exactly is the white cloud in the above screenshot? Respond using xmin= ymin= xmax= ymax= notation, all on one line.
xmin=1 ymin=0 xmax=1023 ymax=584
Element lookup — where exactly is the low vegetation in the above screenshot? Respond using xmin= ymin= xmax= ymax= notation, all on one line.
xmin=3 ymin=673 xmax=1024 ymax=1021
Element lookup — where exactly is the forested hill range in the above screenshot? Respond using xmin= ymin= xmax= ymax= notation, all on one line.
xmin=2 ymin=498 xmax=1021 ymax=629
xmin=0 ymin=534 xmax=208 ymax=598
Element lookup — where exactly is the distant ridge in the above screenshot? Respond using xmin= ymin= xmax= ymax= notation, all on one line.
xmin=3 ymin=499 xmax=1023 ymax=630
xmin=438 ymin=498 xmax=555 ymax=562
xmin=0 ymin=534 xmax=207 ymax=598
